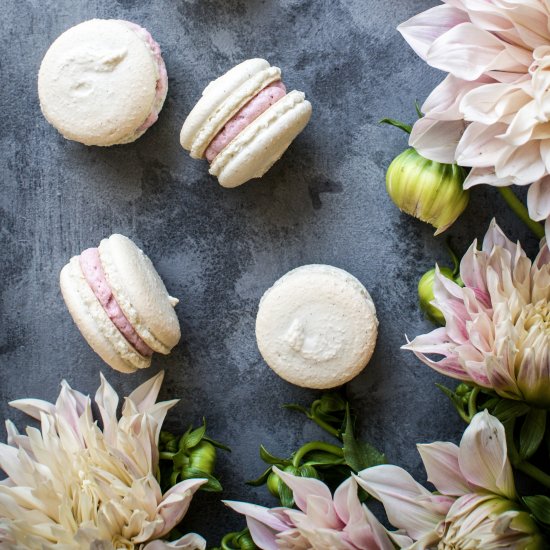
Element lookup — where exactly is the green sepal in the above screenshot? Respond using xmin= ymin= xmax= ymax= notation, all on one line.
xmin=519 ymin=409 xmax=547 ymax=460
xmin=523 ymin=496 xmax=550 ymax=526
xmin=246 ymin=466 xmax=272 ymax=487
xmin=492 ymin=399 xmax=531 ymax=423
xmin=183 ymin=418 xmax=207 ymax=450
xmin=180 ymin=466 xmax=223 ymax=492
xmin=379 ymin=118 xmax=412 ymax=134
xmin=260 ymin=444 xmax=290 ymax=466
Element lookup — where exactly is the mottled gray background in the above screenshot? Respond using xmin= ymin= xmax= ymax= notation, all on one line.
xmin=0 ymin=0 xmax=540 ymax=545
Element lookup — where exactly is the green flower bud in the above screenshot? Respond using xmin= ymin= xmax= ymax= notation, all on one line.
xmin=386 ymin=148 xmax=469 ymax=235
xmin=189 ymin=440 xmax=216 ymax=475
xmin=266 ymin=471 xmax=282 ymax=497
xmin=297 ymin=464 xmax=319 ymax=479
xmin=418 ymin=266 xmax=454 ymax=325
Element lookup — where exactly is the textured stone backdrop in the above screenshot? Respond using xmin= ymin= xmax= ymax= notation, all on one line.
xmin=0 ymin=0 xmax=539 ymax=544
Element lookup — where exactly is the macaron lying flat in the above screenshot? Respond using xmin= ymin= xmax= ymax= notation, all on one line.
xmin=60 ymin=234 xmax=180 ymax=373
xmin=180 ymin=58 xmax=312 ymax=188
xmin=38 ymin=19 xmax=168 ymax=146
xmin=256 ymin=265 xmax=378 ymax=389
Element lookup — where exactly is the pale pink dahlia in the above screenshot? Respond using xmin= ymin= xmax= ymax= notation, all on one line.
xmin=399 ymin=0 xmax=550 ymax=237
xmin=404 ymin=220 xmax=550 ymax=407
xmin=0 ymin=372 xmax=206 ymax=549
xmin=356 ymin=411 xmax=544 ymax=549
xmin=224 ymin=467 xmax=401 ymax=550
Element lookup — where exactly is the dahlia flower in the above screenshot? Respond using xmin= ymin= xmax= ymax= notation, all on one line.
xmin=404 ymin=220 xmax=550 ymax=408
xmin=399 ymin=0 xmax=550 ymax=238
xmin=356 ymin=411 xmax=544 ymax=549
xmin=0 ymin=372 xmax=206 ymax=549
xmin=224 ymin=466 xmax=401 ymax=550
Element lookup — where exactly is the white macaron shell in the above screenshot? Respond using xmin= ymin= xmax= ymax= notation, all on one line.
xmin=60 ymin=257 xmax=151 ymax=373
xmin=99 ymin=235 xmax=181 ymax=354
xmin=38 ymin=19 xmax=159 ymax=146
xmin=180 ymin=58 xmax=271 ymax=151
xmin=256 ymin=265 xmax=378 ymax=389
xmin=210 ymin=90 xmax=312 ymax=188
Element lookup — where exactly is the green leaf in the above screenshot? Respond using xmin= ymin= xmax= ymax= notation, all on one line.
xmin=524 ymin=496 xmax=550 ymax=526
xmin=183 ymin=419 xmax=207 ymax=450
xmin=492 ymin=399 xmax=530 ymax=423
xmin=415 ymin=100 xmax=423 ymax=119
xmin=379 ymin=118 xmax=412 ymax=134
xmin=342 ymin=406 xmax=385 ymax=472
xmin=259 ymin=445 xmax=290 ymax=466
xmin=246 ymin=466 xmax=272 ymax=487
xmin=180 ymin=467 xmax=223 ymax=492
xmin=519 ymin=409 xmax=547 ymax=460
xmin=203 ymin=435 xmax=231 ymax=452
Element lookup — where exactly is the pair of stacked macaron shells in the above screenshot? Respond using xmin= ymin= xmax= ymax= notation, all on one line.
xmin=38 ymin=19 xmax=312 ymax=188
xmin=43 ymin=19 xmax=378 ymax=388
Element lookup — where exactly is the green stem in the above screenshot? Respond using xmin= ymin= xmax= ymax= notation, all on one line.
xmin=311 ymin=416 xmax=341 ymax=439
xmin=159 ymin=452 xmax=175 ymax=460
xmin=515 ymin=461 xmax=550 ymax=490
xmin=498 ymin=187 xmax=545 ymax=239
xmin=468 ymin=387 xmax=480 ymax=421
xmin=292 ymin=441 xmax=344 ymax=468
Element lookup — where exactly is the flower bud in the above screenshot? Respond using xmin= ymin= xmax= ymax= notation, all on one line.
xmin=386 ymin=148 xmax=468 ymax=235
xmin=418 ymin=267 xmax=454 ymax=325
xmin=189 ymin=440 xmax=217 ymax=475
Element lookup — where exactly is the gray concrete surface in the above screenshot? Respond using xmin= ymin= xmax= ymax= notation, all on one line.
xmin=0 ymin=0 xmax=540 ymax=545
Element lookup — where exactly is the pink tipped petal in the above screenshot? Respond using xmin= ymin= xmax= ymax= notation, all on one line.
xmin=272 ymin=466 xmax=332 ymax=513
xmin=8 ymin=399 xmax=55 ymax=421
xmin=154 ymin=479 xmax=207 ymax=538
xmin=360 ymin=505 xmax=399 ymax=550
xmin=126 ymin=371 xmax=166 ymax=413
xmin=142 ymin=534 xmax=206 ymax=550
xmin=223 ymin=501 xmax=290 ymax=532
xmin=397 ymin=5 xmax=469 ymax=61
xmin=527 ymin=176 xmax=550 ymax=222
xmin=482 ymin=219 xmax=516 ymax=256
xmin=355 ymin=466 xmax=443 ymax=540
xmin=417 ymin=442 xmax=470 ymax=496
xmin=458 ymin=411 xmax=516 ymax=499
xmin=409 ymin=117 xmax=466 ymax=163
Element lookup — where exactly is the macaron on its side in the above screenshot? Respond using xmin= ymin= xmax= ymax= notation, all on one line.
xmin=210 ymin=90 xmax=312 ymax=188
xmin=60 ymin=257 xmax=150 ymax=373
xmin=180 ymin=58 xmax=274 ymax=154
xmin=255 ymin=265 xmax=378 ymax=389
xmin=38 ymin=19 xmax=167 ymax=146
xmin=98 ymin=235 xmax=181 ymax=355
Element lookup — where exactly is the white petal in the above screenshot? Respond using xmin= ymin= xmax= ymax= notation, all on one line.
xmin=527 ymin=176 xmax=550 ymax=221
xmin=409 ymin=117 xmax=466 ymax=163
xmin=272 ymin=466 xmax=332 ymax=514
xmin=495 ymin=141 xmax=546 ymax=185
xmin=355 ymin=466 xmax=443 ymax=540
xmin=397 ymin=5 xmax=469 ymax=61
xmin=417 ymin=442 xmax=471 ymax=496
xmin=142 ymin=534 xmax=206 ymax=550
xmin=126 ymin=371 xmax=165 ymax=414
xmin=463 ymin=167 xmax=514 ymax=189
xmin=455 ymin=122 xmax=508 ymax=167
xmin=8 ymin=398 xmax=55 ymax=420
xmin=458 ymin=410 xmax=516 ymax=499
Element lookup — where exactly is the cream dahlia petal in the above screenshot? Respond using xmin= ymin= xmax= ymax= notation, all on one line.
xmin=528 ymin=176 xmax=550 ymax=221
xmin=8 ymin=398 xmax=55 ymax=420
xmin=417 ymin=442 xmax=470 ymax=496
xmin=455 ymin=122 xmax=508 ymax=167
xmin=463 ymin=166 xmax=514 ymax=188
xmin=426 ymin=23 xmax=528 ymax=81
xmin=458 ymin=410 xmax=515 ymax=500
xmin=397 ymin=5 xmax=469 ymax=61
xmin=126 ymin=371 xmax=166 ymax=414
xmin=423 ymin=74 xmax=488 ymax=121
xmin=355 ymin=466 xmax=443 ymax=540
xmin=495 ymin=139 xmax=546 ymax=185
xmin=142 ymin=533 xmax=206 ymax=550
xmin=409 ymin=117 xmax=466 ymax=163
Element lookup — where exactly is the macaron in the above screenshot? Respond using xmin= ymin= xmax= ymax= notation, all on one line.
xmin=60 ymin=234 xmax=180 ymax=373
xmin=180 ymin=58 xmax=312 ymax=188
xmin=256 ymin=265 xmax=378 ymax=389
xmin=38 ymin=19 xmax=168 ymax=146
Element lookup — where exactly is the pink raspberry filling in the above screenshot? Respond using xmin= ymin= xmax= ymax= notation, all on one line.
xmin=80 ymin=248 xmax=153 ymax=357
xmin=205 ymin=80 xmax=287 ymax=163
xmin=123 ymin=21 xmax=168 ymax=134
